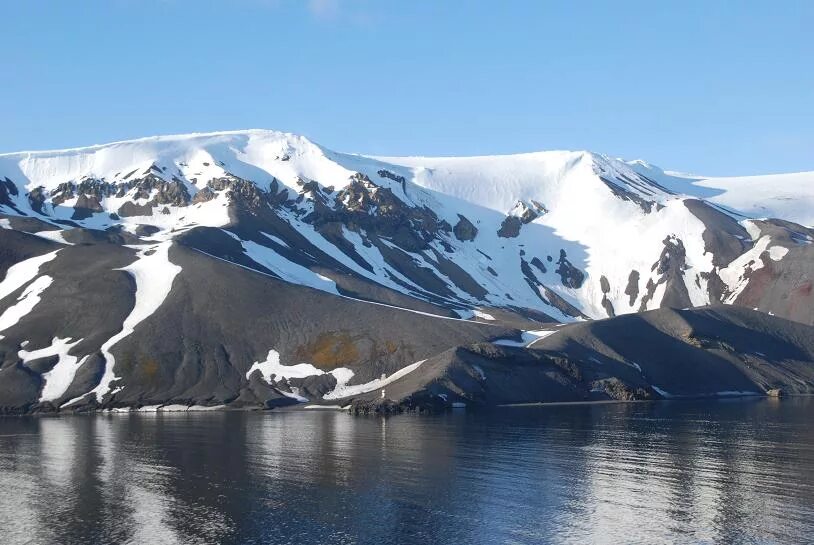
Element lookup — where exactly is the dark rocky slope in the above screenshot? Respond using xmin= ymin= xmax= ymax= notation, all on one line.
xmin=0 ymin=231 xmax=514 ymax=413
xmin=342 ymin=307 xmax=814 ymax=413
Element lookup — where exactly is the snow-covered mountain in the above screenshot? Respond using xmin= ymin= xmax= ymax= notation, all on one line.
xmin=0 ymin=129 xmax=812 ymax=412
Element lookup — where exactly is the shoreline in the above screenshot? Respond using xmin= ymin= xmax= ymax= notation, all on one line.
xmin=3 ymin=393 xmax=810 ymax=418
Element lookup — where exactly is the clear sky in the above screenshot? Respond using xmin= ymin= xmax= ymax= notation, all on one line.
xmin=1 ymin=0 xmax=812 ymax=175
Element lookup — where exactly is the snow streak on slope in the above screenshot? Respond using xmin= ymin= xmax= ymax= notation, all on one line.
xmin=0 ymin=275 xmax=53 ymax=336
xmin=19 ymin=337 xmax=86 ymax=402
xmin=0 ymin=250 xmax=59 ymax=301
xmin=84 ymin=242 xmax=182 ymax=403
xmin=241 ymin=240 xmax=339 ymax=295
xmin=323 ymin=359 xmax=425 ymax=400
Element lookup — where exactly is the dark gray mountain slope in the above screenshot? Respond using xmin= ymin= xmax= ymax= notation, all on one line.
xmin=0 ymin=233 xmax=514 ymax=413
xmin=341 ymin=307 xmax=814 ymax=412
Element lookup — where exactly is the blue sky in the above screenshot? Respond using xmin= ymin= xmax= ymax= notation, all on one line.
xmin=1 ymin=0 xmax=811 ymax=175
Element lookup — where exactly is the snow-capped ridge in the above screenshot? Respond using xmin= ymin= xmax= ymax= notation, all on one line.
xmin=0 ymin=129 xmax=309 ymax=159
xmin=2 ymin=128 xmax=813 ymax=338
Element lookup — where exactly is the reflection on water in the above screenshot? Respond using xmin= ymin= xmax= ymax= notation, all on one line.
xmin=1 ymin=399 xmax=813 ymax=544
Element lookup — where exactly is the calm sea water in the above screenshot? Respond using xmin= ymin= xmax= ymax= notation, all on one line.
xmin=1 ymin=399 xmax=812 ymax=545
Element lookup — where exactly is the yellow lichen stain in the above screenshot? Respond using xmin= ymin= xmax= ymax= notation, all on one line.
xmin=140 ymin=358 xmax=161 ymax=381
xmin=294 ymin=332 xmax=360 ymax=369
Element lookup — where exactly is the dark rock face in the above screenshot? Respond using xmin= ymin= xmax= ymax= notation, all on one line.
xmin=624 ymin=270 xmax=640 ymax=307
xmin=530 ymin=257 xmax=547 ymax=274
xmin=453 ymin=214 xmax=478 ymax=241
xmin=27 ymin=186 xmax=47 ymax=214
xmin=684 ymin=199 xmax=751 ymax=267
xmin=599 ymin=176 xmax=662 ymax=213
xmin=555 ymin=249 xmax=585 ymax=289
xmin=209 ymin=175 xmax=270 ymax=211
xmin=192 ymin=187 xmax=216 ymax=204
xmin=0 ymin=178 xmax=19 ymax=212
xmin=599 ymin=275 xmax=615 ymax=317
xmin=601 ymin=298 xmax=615 ymax=317
xmin=591 ymin=378 xmax=650 ymax=400
xmin=542 ymin=287 xmax=588 ymax=319
xmin=639 ymin=236 xmax=691 ymax=311
xmin=497 ymin=216 xmax=522 ymax=238
xmin=377 ymin=169 xmax=406 ymax=191
xmin=496 ymin=201 xmax=546 ymax=238
xmin=118 ymin=201 xmax=153 ymax=217
xmin=144 ymin=177 xmax=191 ymax=207
xmin=301 ymin=173 xmax=446 ymax=254
xmin=518 ymin=258 xmax=584 ymax=319
xmin=72 ymin=194 xmax=104 ymax=220
xmin=135 ymin=224 xmax=161 ymax=237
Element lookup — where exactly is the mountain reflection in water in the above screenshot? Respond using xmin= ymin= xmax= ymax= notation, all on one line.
xmin=1 ymin=399 xmax=812 ymax=545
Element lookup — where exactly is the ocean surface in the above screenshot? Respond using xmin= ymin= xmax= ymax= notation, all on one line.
xmin=1 ymin=399 xmax=812 ymax=545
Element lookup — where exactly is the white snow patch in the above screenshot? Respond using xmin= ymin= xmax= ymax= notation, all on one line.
xmin=472 ymin=310 xmax=495 ymax=321
xmin=33 ymin=230 xmax=73 ymax=245
xmin=85 ymin=242 xmax=182 ymax=403
xmin=242 ymin=240 xmax=339 ymax=295
xmin=768 ymin=245 xmax=788 ymax=260
xmin=246 ymin=349 xmax=328 ymax=381
xmin=19 ymin=337 xmax=87 ymax=402
xmin=743 ymin=220 xmax=762 ymax=241
xmin=652 ymin=386 xmax=673 ymax=398
xmin=157 ymin=404 xmax=190 ymax=412
xmin=0 ymin=250 xmax=59 ymax=301
xmin=719 ymin=236 xmax=789 ymax=303
xmin=493 ymin=328 xmax=559 ymax=347
xmin=245 ymin=349 xmax=352 ymax=404
xmin=0 ymin=275 xmax=53 ymax=335
xmin=323 ymin=360 xmax=425 ymax=400
xmin=261 ymin=232 xmax=290 ymax=248
xmin=279 ymin=388 xmax=309 ymax=403
xmin=187 ymin=404 xmax=225 ymax=411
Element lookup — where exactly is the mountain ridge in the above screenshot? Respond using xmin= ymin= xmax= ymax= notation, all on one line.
xmin=0 ymin=129 xmax=812 ymax=413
